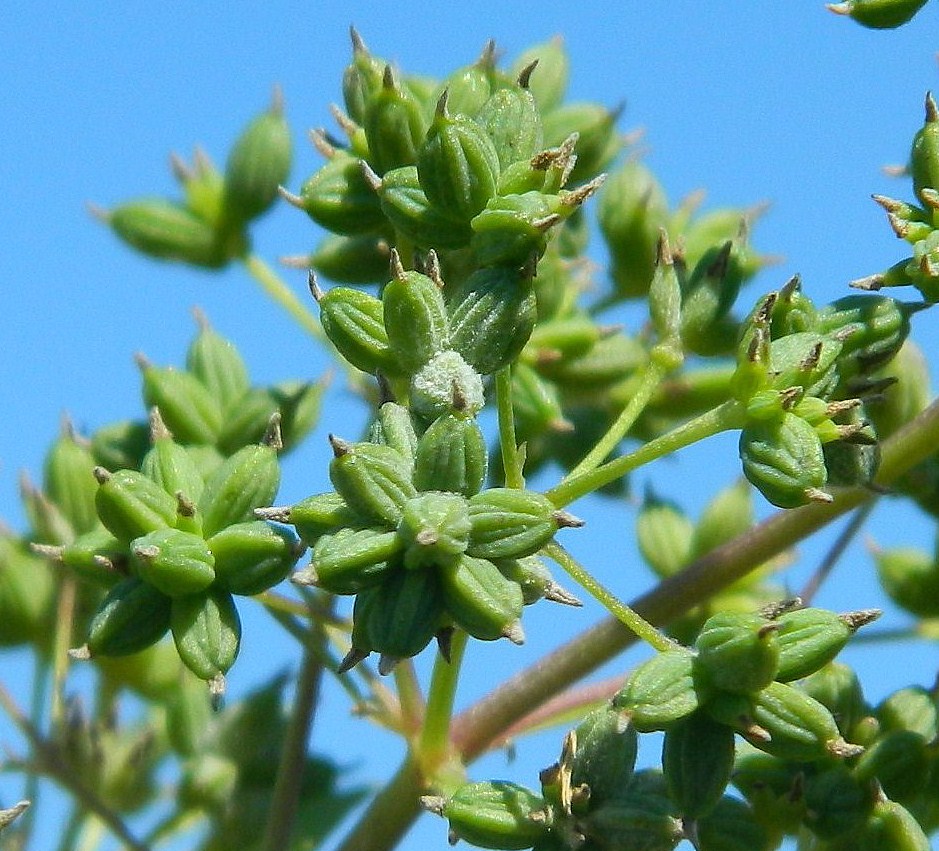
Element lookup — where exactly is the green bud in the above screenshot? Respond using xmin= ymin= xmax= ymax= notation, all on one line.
xmin=418 ymin=93 xmax=501 ymax=221
xmin=510 ymin=38 xmax=569 ymax=112
xmin=106 ymin=198 xmax=228 ymax=268
xmin=316 ymin=284 xmax=399 ymax=376
xmin=0 ymin=536 xmax=56 ymax=646
xmin=694 ymin=611 xmax=781 ymax=695
xmin=856 ymin=799 xmax=931 ymax=851
xmin=363 ymin=65 xmax=428 ymax=175
xmin=94 ymin=467 xmax=178 ymax=544
xmin=911 ymin=92 xmax=939 ymax=205
xmin=367 ymin=400 xmax=420 ymax=472
xmin=829 ymin=0 xmax=929 ymax=29
xmin=613 ymin=649 xmax=703 ymax=732
xmin=140 ymin=363 xmax=223 ymax=446
xmin=739 ymin=412 xmax=829 ymax=509
xmin=131 ymin=527 xmax=216 ymax=598
xmin=171 ymin=587 xmax=241 ymax=682
xmin=91 ymin=419 xmax=151 ymax=473
xmin=434 ymin=780 xmax=549 ymax=850
xmin=447 ymin=266 xmax=537 ymax=375
xmin=297 ymin=153 xmax=386 ymax=235
xmin=140 ymin=413 xmax=206 ymax=507
xmin=328 ymin=437 xmax=417 ymax=528
xmin=207 ymin=520 xmax=300 ymax=596
xmin=470 ymin=191 xmax=562 ymax=266
xmin=382 ymin=262 xmax=450 ymax=374
xmin=662 ymin=709 xmax=736 ymax=820
xmin=541 ymin=102 xmax=621 ymax=184
xmin=198 ymin=441 xmax=280 ymax=537
xmin=185 ymin=318 xmax=250 ymax=412
xmin=264 ymin=491 xmax=360 ymax=547
xmin=874 ymin=546 xmax=939 ymax=618
xmin=308 ymin=233 xmax=392 ymax=285
xmin=636 ymin=494 xmax=694 ymax=579
xmin=475 ymin=79 xmax=543 ymax=169
xmin=855 ymin=729 xmax=931 ymax=804
xmin=439 ymin=553 xmax=524 ymax=643
xmin=297 ymin=526 xmax=400 ymax=594
xmin=410 ymin=350 xmax=485 ymax=420
xmin=876 ymin=686 xmax=938 ymax=740
xmin=221 ymin=92 xmax=292 ymax=226
xmin=433 ymin=42 xmax=499 ymax=118
xmin=373 ymin=164 xmax=474 ymax=249
xmin=397 ymin=492 xmax=470 ymax=570
xmin=694 ymin=795 xmax=771 ymax=851
xmin=43 ymin=425 xmax=100 ymax=537
xmin=341 ymin=29 xmax=387 ymax=125
xmin=467 ymin=487 xmax=576 ymax=560
xmin=571 ymin=705 xmax=638 ymax=808
xmin=413 ymin=412 xmax=488 ymax=497
xmin=773 ymin=606 xmax=870 ymax=682
xmin=86 ymin=577 xmax=173 ymax=657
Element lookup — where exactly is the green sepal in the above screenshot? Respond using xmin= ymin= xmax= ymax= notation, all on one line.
xmin=207 ymin=520 xmax=300 ymax=596
xmin=140 ymin=425 xmax=206 ymax=508
xmin=197 ymin=443 xmax=280 ymax=538
xmin=171 ymin=587 xmax=241 ymax=681
xmin=131 ymin=527 xmax=216 ymax=598
xmin=87 ymin=577 xmax=173 ymax=657
xmin=439 ymin=553 xmax=524 ymax=642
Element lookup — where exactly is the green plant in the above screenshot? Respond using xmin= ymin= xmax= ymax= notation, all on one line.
xmin=4 ymin=7 xmax=939 ymax=850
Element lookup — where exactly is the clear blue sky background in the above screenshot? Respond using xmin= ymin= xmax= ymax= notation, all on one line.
xmin=3 ymin=3 xmax=939 ymax=849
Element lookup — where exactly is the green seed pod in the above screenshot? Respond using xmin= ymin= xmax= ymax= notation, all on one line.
xmin=876 ymin=686 xmax=938 ymax=740
xmin=541 ymin=102 xmax=622 ymax=185
xmin=470 ymin=191 xmax=561 ymax=267
xmin=803 ymin=764 xmax=874 ymax=840
xmin=571 ymin=704 xmax=638 ymax=808
xmin=874 ymin=546 xmax=939 ymax=618
xmin=298 ymin=154 xmax=386 ymax=235
xmin=598 ymin=160 xmax=670 ymax=299
xmin=417 ymin=93 xmax=501 ymax=221
xmin=269 ymin=491 xmax=361 ymax=547
xmin=691 ymin=479 xmax=753 ymax=560
xmin=613 ymin=649 xmax=702 ymax=732
xmin=822 ymin=408 xmax=881 ymax=488
xmin=510 ymin=37 xmax=569 ymax=112
xmin=856 ymin=799 xmax=931 ymax=851
xmin=171 ymin=587 xmax=241 ymax=681
xmin=437 ymin=780 xmax=549 ymax=850
xmin=772 ymin=607 xmax=859 ymax=682
xmin=270 ymin=379 xmax=325 ymax=454
xmin=662 ymin=709 xmax=736 ymax=819
xmin=185 ymin=319 xmax=250 ymax=412
xmin=341 ymin=30 xmax=387 ymax=125
xmin=197 ymin=442 xmax=280 ymax=538
xmin=131 ymin=528 xmax=216 ymax=598
xmin=475 ymin=80 xmax=543 ymax=169
xmin=397 ymin=492 xmax=470 ymax=570
xmin=830 ymin=0 xmax=929 ymax=28
xmin=413 ymin=412 xmax=488 ymax=497
xmin=173 ymin=149 xmax=226 ymax=228
xmin=94 ymin=468 xmax=178 ymax=544
xmin=207 ymin=520 xmax=300 ymax=596
xmin=447 ymin=266 xmax=537 ymax=375
xmin=309 ymin=233 xmax=392 ymax=285
xmin=744 ymin=681 xmax=858 ymax=761
xmin=799 ymin=662 xmax=870 ymax=740
xmin=432 ymin=44 xmax=499 ymax=118
xmin=362 ymin=65 xmax=428 ymax=175
xmin=140 ymin=364 xmax=223 ymax=446
xmin=215 ymin=387 xmax=280 ymax=456
xmin=495 ymin=555 xmax=578 ymax=606
xmin=694 ymin=611 xmax=781 ymax=694
xmin=739 ymin=412 xmax=828 ymax=509
xmin=374 ymin=165 xmax=474 ymax=249
xmin=577 ymin=798 xmax=683 ymax=851
xmin=140 ymin=420 xmax=206 ymax=508
xmin=367 ymin=401 xmax=420 ymax=472
xmin=410 ymin=350 xmax=486 ymax=421
xmin=510 ymin=360 xmax=569 ymax=440
xmin=95 ymin=638 xmax=185 ymax=702
xmin=106 ymin=198 xmax=228 ymax=268
xmin=0 ymin=536 xmax=56 ymax=646
xmin=221 ymin=94 xmax=292 ymax=226
xmin=467 ymin=487 xmax=568 ymax=560
xmin=636 ymin=495 xmax=693 ymax=579
xmin=354 ymin=567 xmax=443 ymax=666
xmin=767 ymin=331 xmax=842 ymax=397
xmin=91 ymin=419 xmax=151 ymax=473
xmin=382 ymin=267 xmax=450 ymax=374
xmin=855 ymin=729 xmax=931 ymax=804
xmin=51 ymin=526 xmax=125 ymax=587
xmin=43 ymin=427 xmax=100 ymax=537
xmin=439 ymin=553 xmax=524 ymax=643
xmin=86 ymin=577 xmax=173 ymax=657
xmin=911 ymin=93 xmax=939 ymax=204
xmin=866 ymin=340 xmax=931 ymax=440
xmin=729 ymin=749 xmax=807 ymax=840
xmin=317 ymin=284 xmax=399 ymax=377
xmin=329 ymin=438 xmax=417 ymax=528
xmin=299 ymin=526 xmax=400 ymax=594
xmin=694 ymin=796 xmax=771 ymax=851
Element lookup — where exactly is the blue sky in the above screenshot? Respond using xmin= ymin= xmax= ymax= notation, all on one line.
xmin=3 ymin=3 xmax=939 ymax=849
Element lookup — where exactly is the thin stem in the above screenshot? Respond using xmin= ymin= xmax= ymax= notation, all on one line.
xmin=544 ymin=542 xmax=674 ymax=652
xmin=50 ymin=575 xmax=77 ymax=728
xmin=417 ymin=631 xmax=469 ymax=794
xmin=261 ymin=612 xmax=330 ymax=851
xmin=546 ymin=399 xmax=746 ymax=507
xmin=496 ymin=367 xmax=524 ymax=488
xmin=20 ymin=648 xmax=51 ymax=841
xmin=567 ymin=358 xmax=667 ymax=478
xmin=242 ymin=253 xmax=324 ymax=342
xmin=799 ymin=499 xmax=878 ymax=605
xmin=393 ymin=660 xmax=426 ymax=736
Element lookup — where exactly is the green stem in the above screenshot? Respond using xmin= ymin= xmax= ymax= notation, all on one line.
xmin=261 ymin=615 xmax=330 ymax=851
xmin=393 ymin=661 xmax=426 ymax=735
xmin=546 ymin=399 xmax=746 ymax=507
xmin=567 ymin=358 xmax=667 ymax=479
xmin=544 ymin=542 xmax=674 ymax=652
xmin=20 ymin=648 xmax=50 ymax=841
xmin=416 ymin=631 xmax=469 ymax=793
xmin=496 ymin=367 xmax=524 ymax=488
xmin=242 ymin=253 xmax=324 ymax=342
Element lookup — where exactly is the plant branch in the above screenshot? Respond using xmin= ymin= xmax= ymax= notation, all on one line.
xmin=496 ymin=367 xmax=524 ymax=488
xmin=242 ymin=253 xmax=324 ymax=342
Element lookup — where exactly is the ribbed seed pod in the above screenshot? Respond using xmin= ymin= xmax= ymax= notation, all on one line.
xmin=397 ymin=492 xmax=470 ymax=570
xmin=570 ymin=704 xmax=638 ymax=808
xmin=317 ymin=285 xmax=398 ymax=376
xmin=772 ymin=607 xmax=860 ymax=682
xmin=198 ymin=443 xmax=280 ymax=538
xmin=298 ymin=154 xmax=386 ymax=235
xmin=362 ymin=65 xmax=428 ymax=175
xmin=437 ymin=781 xmax=549 ymax=850
xmin=693 ymin=611 xmax=780 ymax=694
xmin=662 ymin=710 xmax=735 ymax=819
xmin=308 ymin=233 xmax=391 ymax=285
xmin=470 ymin=191 xmax=561 ymax=267
xmin=131 ymin=528 xmax=216 ymax=598
xmin=367 ymin=401 xmax=420 ymax=471
xmin=43 ymin=428 xmax=100 ymax=537
xmin=185 ymin=321 xmax=250 ymax=413
xmin=268 ymin=491 xmax=361 ymax=547
xmin=86 ymin=577 xmax=173 ymax=657
xmin=382 ymin=267 xmax=450 ymax=374
xmin=328 ymin=438 xmax=417 ymax=528
xmin=413 ymin=412 xmax=488 ymax=497
xmin=613 ymin=649 xmax=702 ymax=732
xmin=93 ymin=468 xmax=178 ymax=544
xmin=207 ymin=520 xmax=299 ymax=596
xmin=467 ymin=487 xmax=567 ymax=559
xmin=439 ymin=554 xmax=524 ymax=642
xmin=170 ymin=587 xmax=241 ymax=681
xmin=301 ymin=526 xmax=400 ymax=593
xmin=140 ymin=365 xmax=223 ymax=446
xmin=475 ymin=80 xmax=543 ymax=169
